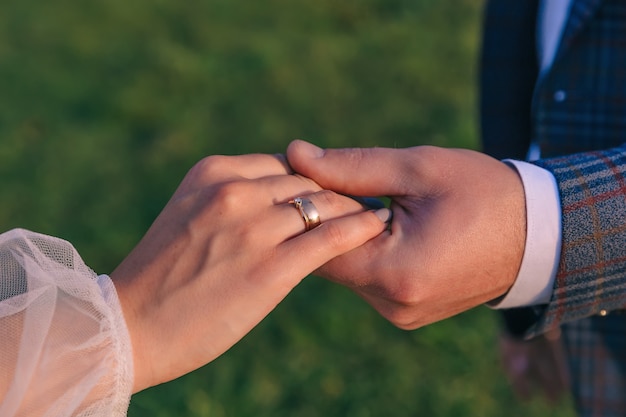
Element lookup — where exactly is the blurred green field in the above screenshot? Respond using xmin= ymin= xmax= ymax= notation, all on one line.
xmin=0 ymin=0 xmax=576 ymax=416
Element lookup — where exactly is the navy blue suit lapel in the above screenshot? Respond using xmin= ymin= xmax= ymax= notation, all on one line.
xmin=553 ymin=0 xmax=603 ymax=64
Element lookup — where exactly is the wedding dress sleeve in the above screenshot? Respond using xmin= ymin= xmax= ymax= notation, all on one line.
xmin=0 ymin=228 xmax=133 ymax=417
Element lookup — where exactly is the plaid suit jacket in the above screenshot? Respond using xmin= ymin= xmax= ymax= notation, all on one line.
xmin=481 ymin=0 xmax=626 ymax=415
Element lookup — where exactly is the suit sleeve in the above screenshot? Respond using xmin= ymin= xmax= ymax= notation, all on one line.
xmin=523 ymin=144 xmax=626 ymax=337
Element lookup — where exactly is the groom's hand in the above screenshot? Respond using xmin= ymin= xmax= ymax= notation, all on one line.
xmin=287 ymin=140 xmax=527 ymax=329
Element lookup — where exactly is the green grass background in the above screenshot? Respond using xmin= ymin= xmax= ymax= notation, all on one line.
xmin=0 ymin=0 xmax=576 ymax=416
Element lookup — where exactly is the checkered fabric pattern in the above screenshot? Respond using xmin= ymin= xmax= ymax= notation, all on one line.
xmin=534 ymin=147 xmax=626 ymax=329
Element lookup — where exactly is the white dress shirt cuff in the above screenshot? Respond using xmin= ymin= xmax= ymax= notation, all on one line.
xmin=488 ymin=160 xmax=561 ymax=309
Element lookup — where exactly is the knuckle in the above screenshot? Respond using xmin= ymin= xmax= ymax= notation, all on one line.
xmin=342 ymin=147 xmax=382 ymax=171
xmin=314 ymin=190 xmax=343 ymax=209
xmin=211 ymin=180 xmax=250 ymax=212
xmin=412 ymin=145 xmax=441 ymax=159
xmin=372 ymin=280 xmax=425 ymax=327
xmin=330 ymin=148 xmax=373 ymax=184
xmin=392 ymin=282 xmax=422 ymax=306
xmin=412 ymin=146 xmax=455 ymax=176
xmin=381 ymin=307 xmax=421 ymax=330
xmin=192 ymin=155 xmax=234 ymax=179
xmin=408 ymin=146 xmax=440 ymax=168
xmin=395 ymin=320 xmax=422 ymax=331
xmin=398 ymin=146 xmax=454 ymax=194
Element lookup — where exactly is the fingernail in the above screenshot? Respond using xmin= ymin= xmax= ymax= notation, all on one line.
xmin=374 ymin=208 xmax=393 ymax=223
xmin=298 ymin=140 xmax=324 ymax=159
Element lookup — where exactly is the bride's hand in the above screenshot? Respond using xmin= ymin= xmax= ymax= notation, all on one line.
xmin=111 ymin=153 xmax=390 ymax=393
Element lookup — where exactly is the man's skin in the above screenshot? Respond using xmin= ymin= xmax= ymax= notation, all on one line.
xmin=287 ymin=139 xmax=527 ymax=329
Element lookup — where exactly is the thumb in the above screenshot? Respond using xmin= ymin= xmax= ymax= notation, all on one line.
xmin=286 ymin=140 xmax=411 ymax=196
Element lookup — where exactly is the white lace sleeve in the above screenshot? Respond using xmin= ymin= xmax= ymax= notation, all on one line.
xmin=0 ymin=229 xmax=133 ymax=417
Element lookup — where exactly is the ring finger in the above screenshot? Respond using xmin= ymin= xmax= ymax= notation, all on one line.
xmin=273 ymin=190 xmax=367 ymax=239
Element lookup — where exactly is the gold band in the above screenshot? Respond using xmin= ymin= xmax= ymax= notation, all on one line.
xmin=292 ymin=197 xmax=321 ymax=231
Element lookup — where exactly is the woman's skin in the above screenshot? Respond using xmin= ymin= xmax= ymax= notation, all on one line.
xmin=111 ymin=153 xmax=391 ymax=393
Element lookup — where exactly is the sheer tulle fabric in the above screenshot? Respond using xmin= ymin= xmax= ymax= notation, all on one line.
xmin=0 ymin=229 xmax=133 ymax=417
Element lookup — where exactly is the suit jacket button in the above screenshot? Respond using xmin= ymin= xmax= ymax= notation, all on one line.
xmin=554 ymin=90 xmax=567 ymax=102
